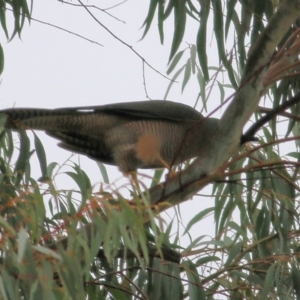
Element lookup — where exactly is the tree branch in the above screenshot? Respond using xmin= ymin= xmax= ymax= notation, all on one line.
xmin=141 ymin=0 xmax=300 ymax=210
xmin=241 ymin=92 xmax=300 ymax=144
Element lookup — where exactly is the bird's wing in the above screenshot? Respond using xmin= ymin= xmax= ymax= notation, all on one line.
xmin=46 ymin=131 xmax=115 ymax=165
xmin=2 ymin=101 xmax=205 ymax=123
xmin=54 ymin=100 xmax=205 ymax=122
xmin=1 ymin=100 xmax=213 ymax=172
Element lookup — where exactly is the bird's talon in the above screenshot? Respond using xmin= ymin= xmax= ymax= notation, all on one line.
xmin=164 ymin=170 xmax=177 ymax=180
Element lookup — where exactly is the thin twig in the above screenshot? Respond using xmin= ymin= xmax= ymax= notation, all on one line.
xmin=57 ymin=0 xmax=126 ymax=23
xmin=257 ymin=106 xmax=300 ymax=122
xmin=241 ymin=92 xmax=300 ymax=144
xmin=77 ymin=0 xmax=172 ymax=81
xmin=102 ymin=0 xmax=128 ymax=11
xmin=142 ymin=61 xmax=151 ymax=100
xmin=5 ymin=7 xmax=104 ymax=47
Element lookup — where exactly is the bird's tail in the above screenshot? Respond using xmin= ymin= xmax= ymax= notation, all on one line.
xmin=0 ymin=108 xmax=77 ymax=131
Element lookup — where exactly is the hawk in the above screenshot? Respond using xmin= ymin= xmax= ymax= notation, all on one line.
xmin=1 ymin=100 xmax=220 ymax=174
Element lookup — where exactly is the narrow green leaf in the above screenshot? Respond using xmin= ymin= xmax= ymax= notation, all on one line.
xmin=158 ymin=0 xmax=164 ymax=44
xmin=164 ymin=65 xmax=185 ymax=100
xmin=0 ymin=269 xmax=14 ymax=300
xmin=185 ymin=235 xmax=206 ymax=251
xmin=163 ymin=0 xmax=173 ymax=19
xmin=32 ymin=245 xmax=61 ymax=260
xmin=292 ymin=264 xmax=300 ymax=299
xmin=33 ymin=133 xmax=49 ymax=182
xmin=169 ymin=264 xmax=182 ymax=299
xmin=106 ymin=286 xmax=130 ymax=300
xmin=57 ymin=251 xmax=86 ymax=300
xmin=197 ymin=0 xmax=210 ymax=81
xmin=10 ymin=1 xmax=20 ymax=40
xmin=190 ymin=44 xmax=197 ymax=74
xmin=96 ymin=161 xmax=109 ymax=184
xmin=20 ymin=0 xmax=31 ymax=20
xmin=196 ymin=256 xmax=221 ymax=266
xmin=66 ymin=164 xmax=91 ymax=201
xmin=217 ymin=81 xmax=225 ymax=103
xmin=182 ymin=58 xmax=191 ymax=92
xmin=256 ymin=206 xmax=270 ymax=240
xmin=184 ymin=207 xmax=214 ymax=234
xmin=286 ymin=152 xmax=300 ymax=159
xmin=167 ymin=49 xmax=186 ymax=75
xmin=0 ymin=3 xmax=9 ymax=39
xmin=46 ymin=162 xmax=58 ymax=178
xmin=14 ymin=131 xmax=31 ymax=186
xmin=183 ymin=260 xmax=206 ymax=300
xmin=218 ymin=195 xmax=236 ymax=236
xmin=212 ymin=0 xmax=237 ymax=88
xmin=151 ymin=169 xmax=164 ymax=187
xmin=225 ymin=0 xmax=238 ymax=38
xmin=212 ymin=0 xmax=225 ymax=61
xmin=228 ymin=221 xmax=246 ymax=240
xmin=0 ymin=215 xmax=16 ymax=235
xmin=214 ymin=184 xmax=229 ymax=234
xmin=261 ymin=263 xmax=276 ymax=299
xmin=17 ymin=228 xmax=29 ymax=263
xmin=224 ymin=241 xmax=243 ymax=267
xmin=141 ymin=0 xmax=158 ymax=40
xmin=4 ymin=130 xmax=14 ymax=162
xmin=0 ymin=43 xmax=4 ymax=75
xmin=197 ymin=70 xmax=206 ymax=110
xmin=169 ymin=1 xmax=186 ymax=62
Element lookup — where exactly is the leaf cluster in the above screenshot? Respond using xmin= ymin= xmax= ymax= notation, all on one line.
xmin=0 ymin=0 xmax=32 ymax=76
xmin=0 ymin=128 xmax=201 ymax=299
xmin=142 ymin=0 xmax=276 ymax=88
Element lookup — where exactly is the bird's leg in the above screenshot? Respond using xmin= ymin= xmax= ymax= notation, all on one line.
xmin=125 ymin=171 xmax=142 ymax=194
xmin=131 ymin=172 xmax=142 ymax=193
xmin=157 ymin=156 xmax=177 ymax=178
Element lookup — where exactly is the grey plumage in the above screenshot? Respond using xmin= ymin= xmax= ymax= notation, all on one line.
xmin=1 ymin=100 xmax=220 ymax=173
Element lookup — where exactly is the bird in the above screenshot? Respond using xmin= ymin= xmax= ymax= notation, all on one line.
xmin=0 ymin=100 xmax=220 ymax=175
